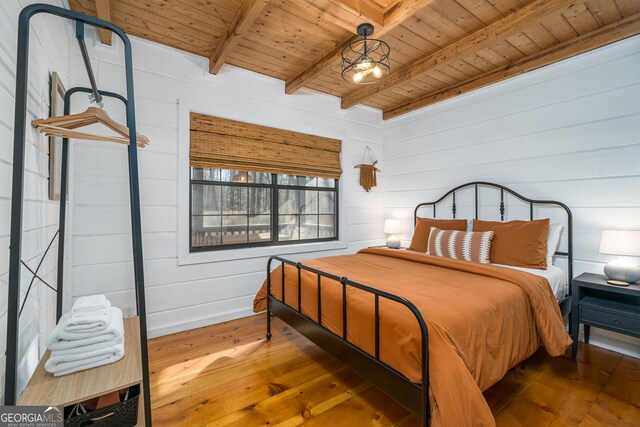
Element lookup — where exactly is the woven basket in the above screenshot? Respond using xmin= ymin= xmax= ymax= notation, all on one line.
xmin=65 ymin=385 xmax=139 ymax=427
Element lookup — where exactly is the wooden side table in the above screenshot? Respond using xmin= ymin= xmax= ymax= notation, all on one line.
xmin=570 ymin=272 xmax=640 ymax=358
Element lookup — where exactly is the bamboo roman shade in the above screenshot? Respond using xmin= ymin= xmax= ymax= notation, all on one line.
xmin=190 ymin=113 xmax=342 ymax=179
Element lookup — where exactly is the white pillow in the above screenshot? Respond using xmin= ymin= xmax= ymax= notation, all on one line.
xmin=546 ymin=223 xmax=563 ymax=267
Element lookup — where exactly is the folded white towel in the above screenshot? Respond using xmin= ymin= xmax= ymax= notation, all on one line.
xmin=47 ymin=336 xmax=124 ymax=365
xmin=47 ymin=332 xmax=116 ymax=351
xmin=71 ymin=297 xmax=111 ymax=317
xmin=47 ymin=307 xmax=124 ymax=350
xmin=72 ymin=295 xmax=109 ymax=314
xmin=45 ymin=341 xmax=125 ymax=376
xmin=52 ymin=335 xmax=124 ymax=357
xmin=64 ymin=301 xmax=112 ymax=333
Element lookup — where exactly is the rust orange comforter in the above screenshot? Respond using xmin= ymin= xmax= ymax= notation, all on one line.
xmin=253 ymin=248 xmax=572 ymax=426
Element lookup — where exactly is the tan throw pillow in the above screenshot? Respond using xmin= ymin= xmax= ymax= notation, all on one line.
xmin=409 ymin=218 xmax=468 ymax=253
xmin=427 ymin=227 xmax=494 ymax=264
xmin=472 ymin=219 xmax=550 ymax=269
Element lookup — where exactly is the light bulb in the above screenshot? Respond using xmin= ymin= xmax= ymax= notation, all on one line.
xmin=352 ymin=72 xmax=364 ymax=83
xmin=357 ymin=61 xmax=372 ymax=71
xmin=372 ymin=65 xmax=382 ymax=78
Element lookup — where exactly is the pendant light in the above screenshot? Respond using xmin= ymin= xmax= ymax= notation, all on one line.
xmin=341 ymin=23 xmax=390 ymax=85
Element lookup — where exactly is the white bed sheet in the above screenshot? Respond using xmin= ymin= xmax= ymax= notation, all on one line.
xmin=493 ymin=264 xmax=568 ymax=300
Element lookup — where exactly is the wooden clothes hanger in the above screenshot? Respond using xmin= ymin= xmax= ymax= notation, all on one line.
xmin=33 ymin=107 xmax=150 ymax=148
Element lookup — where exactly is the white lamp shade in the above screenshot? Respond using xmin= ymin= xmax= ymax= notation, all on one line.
xmin=599 ymin=230 xmax=640 ymax=256
xmin=384 ymin=219 xmax=403 ymax=235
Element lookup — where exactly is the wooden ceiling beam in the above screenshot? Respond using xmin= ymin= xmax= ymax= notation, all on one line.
xmin=383 ymin=0 xmax=435 ymax=26
xmin=328 ymin=0 xmax=385 ymax=26
xmin=285 ymin=0 xmax=435 ymax=94
xmin=95 ymin=0 xmax=112 ymax=45
xmin=209 ymin=0 xmax=270 ymax=75
xmin=342 ymin=0 xmax=576 ymax=109
xmin=383 ymin=12 xmax=640 ymax=119
xmin=286 ymin=34 xmax=358 ymax=95
xmin=288 ymin=0 xmax=382 ymax=34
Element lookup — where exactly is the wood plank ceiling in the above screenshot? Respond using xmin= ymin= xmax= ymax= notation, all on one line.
xmin=70 ymin=0 xmax=640 ymax=119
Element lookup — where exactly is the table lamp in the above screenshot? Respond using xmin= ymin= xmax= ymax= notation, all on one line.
xmin=384 ymin=219 xmax=403 ymax=249
xmin=599 ymin=230 xmax=640 ymax=286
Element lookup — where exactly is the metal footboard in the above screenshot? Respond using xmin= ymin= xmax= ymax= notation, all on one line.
xmin=266 ymin=255 xmax=430 ymax=426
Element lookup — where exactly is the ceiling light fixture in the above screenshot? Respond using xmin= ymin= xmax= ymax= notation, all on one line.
xmin=341 ymin=23 xmax=390 ymax=85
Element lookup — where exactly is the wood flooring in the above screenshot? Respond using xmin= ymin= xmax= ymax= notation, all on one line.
xmin=148 ymin=313 xmax=640 ymax=426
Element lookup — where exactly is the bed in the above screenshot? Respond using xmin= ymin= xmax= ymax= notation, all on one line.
xmin=253 ymin=182 xmax=574 ymax=427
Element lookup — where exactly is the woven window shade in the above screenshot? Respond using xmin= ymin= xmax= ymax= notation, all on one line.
xmin=190 ymin=113 xmax=342 ymax=179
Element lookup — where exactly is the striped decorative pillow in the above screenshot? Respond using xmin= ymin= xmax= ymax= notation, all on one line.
xmin=427 ymin=227 xmax=494 ymax=264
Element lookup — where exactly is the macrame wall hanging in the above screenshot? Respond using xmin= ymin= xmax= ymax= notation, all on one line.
xmin=354 ymin=146 xmax=379 ymax=192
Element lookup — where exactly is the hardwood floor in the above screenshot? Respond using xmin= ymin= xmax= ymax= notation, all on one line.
xmin=149 ymin=314 xmax=640 ymax=426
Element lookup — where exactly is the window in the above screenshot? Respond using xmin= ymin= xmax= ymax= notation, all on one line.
xmin=190 ymin=168 xmax=338 ymax=251
xmin=188 ymin=113 xmax=342 ymax=252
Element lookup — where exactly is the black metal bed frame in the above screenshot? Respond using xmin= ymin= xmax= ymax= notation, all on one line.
xmin=265 ymin=181 xmax=573 ymax=426
xmin=5 ymin=4 xmax=152 ymax=426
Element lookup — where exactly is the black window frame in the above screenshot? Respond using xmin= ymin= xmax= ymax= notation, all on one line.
xmin=189 ymin=170 xmax=339 ymax=252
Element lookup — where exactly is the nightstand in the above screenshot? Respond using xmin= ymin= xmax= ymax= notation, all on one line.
xmin=570 ymin=272 xmax=640 ymax=358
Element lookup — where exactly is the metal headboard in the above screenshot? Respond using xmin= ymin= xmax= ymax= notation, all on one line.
xmin=414 ymin=181 xmax=573 ymax=284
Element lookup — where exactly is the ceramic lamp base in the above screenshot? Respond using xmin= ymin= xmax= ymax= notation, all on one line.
xmin=386 ymin=235 xmax=401 ymax=249
xmin=604 ymin=258 xmax=640 ymax=285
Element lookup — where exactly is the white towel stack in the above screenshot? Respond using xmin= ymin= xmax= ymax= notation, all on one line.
xmin=45 ymin=295 xmax=125 ymax=376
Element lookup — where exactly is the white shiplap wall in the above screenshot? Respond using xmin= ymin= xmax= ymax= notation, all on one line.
xmin=67 ymin=32 xmax=386 ymax=338
xmin=0 ymin=0 xmax=71 ymax=399
xmin=384 ymin=35 xmax=640 ymax=356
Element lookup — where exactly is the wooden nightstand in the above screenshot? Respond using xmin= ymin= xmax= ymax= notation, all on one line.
xmin=570 ymin=272 xmax=640 ymax=358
